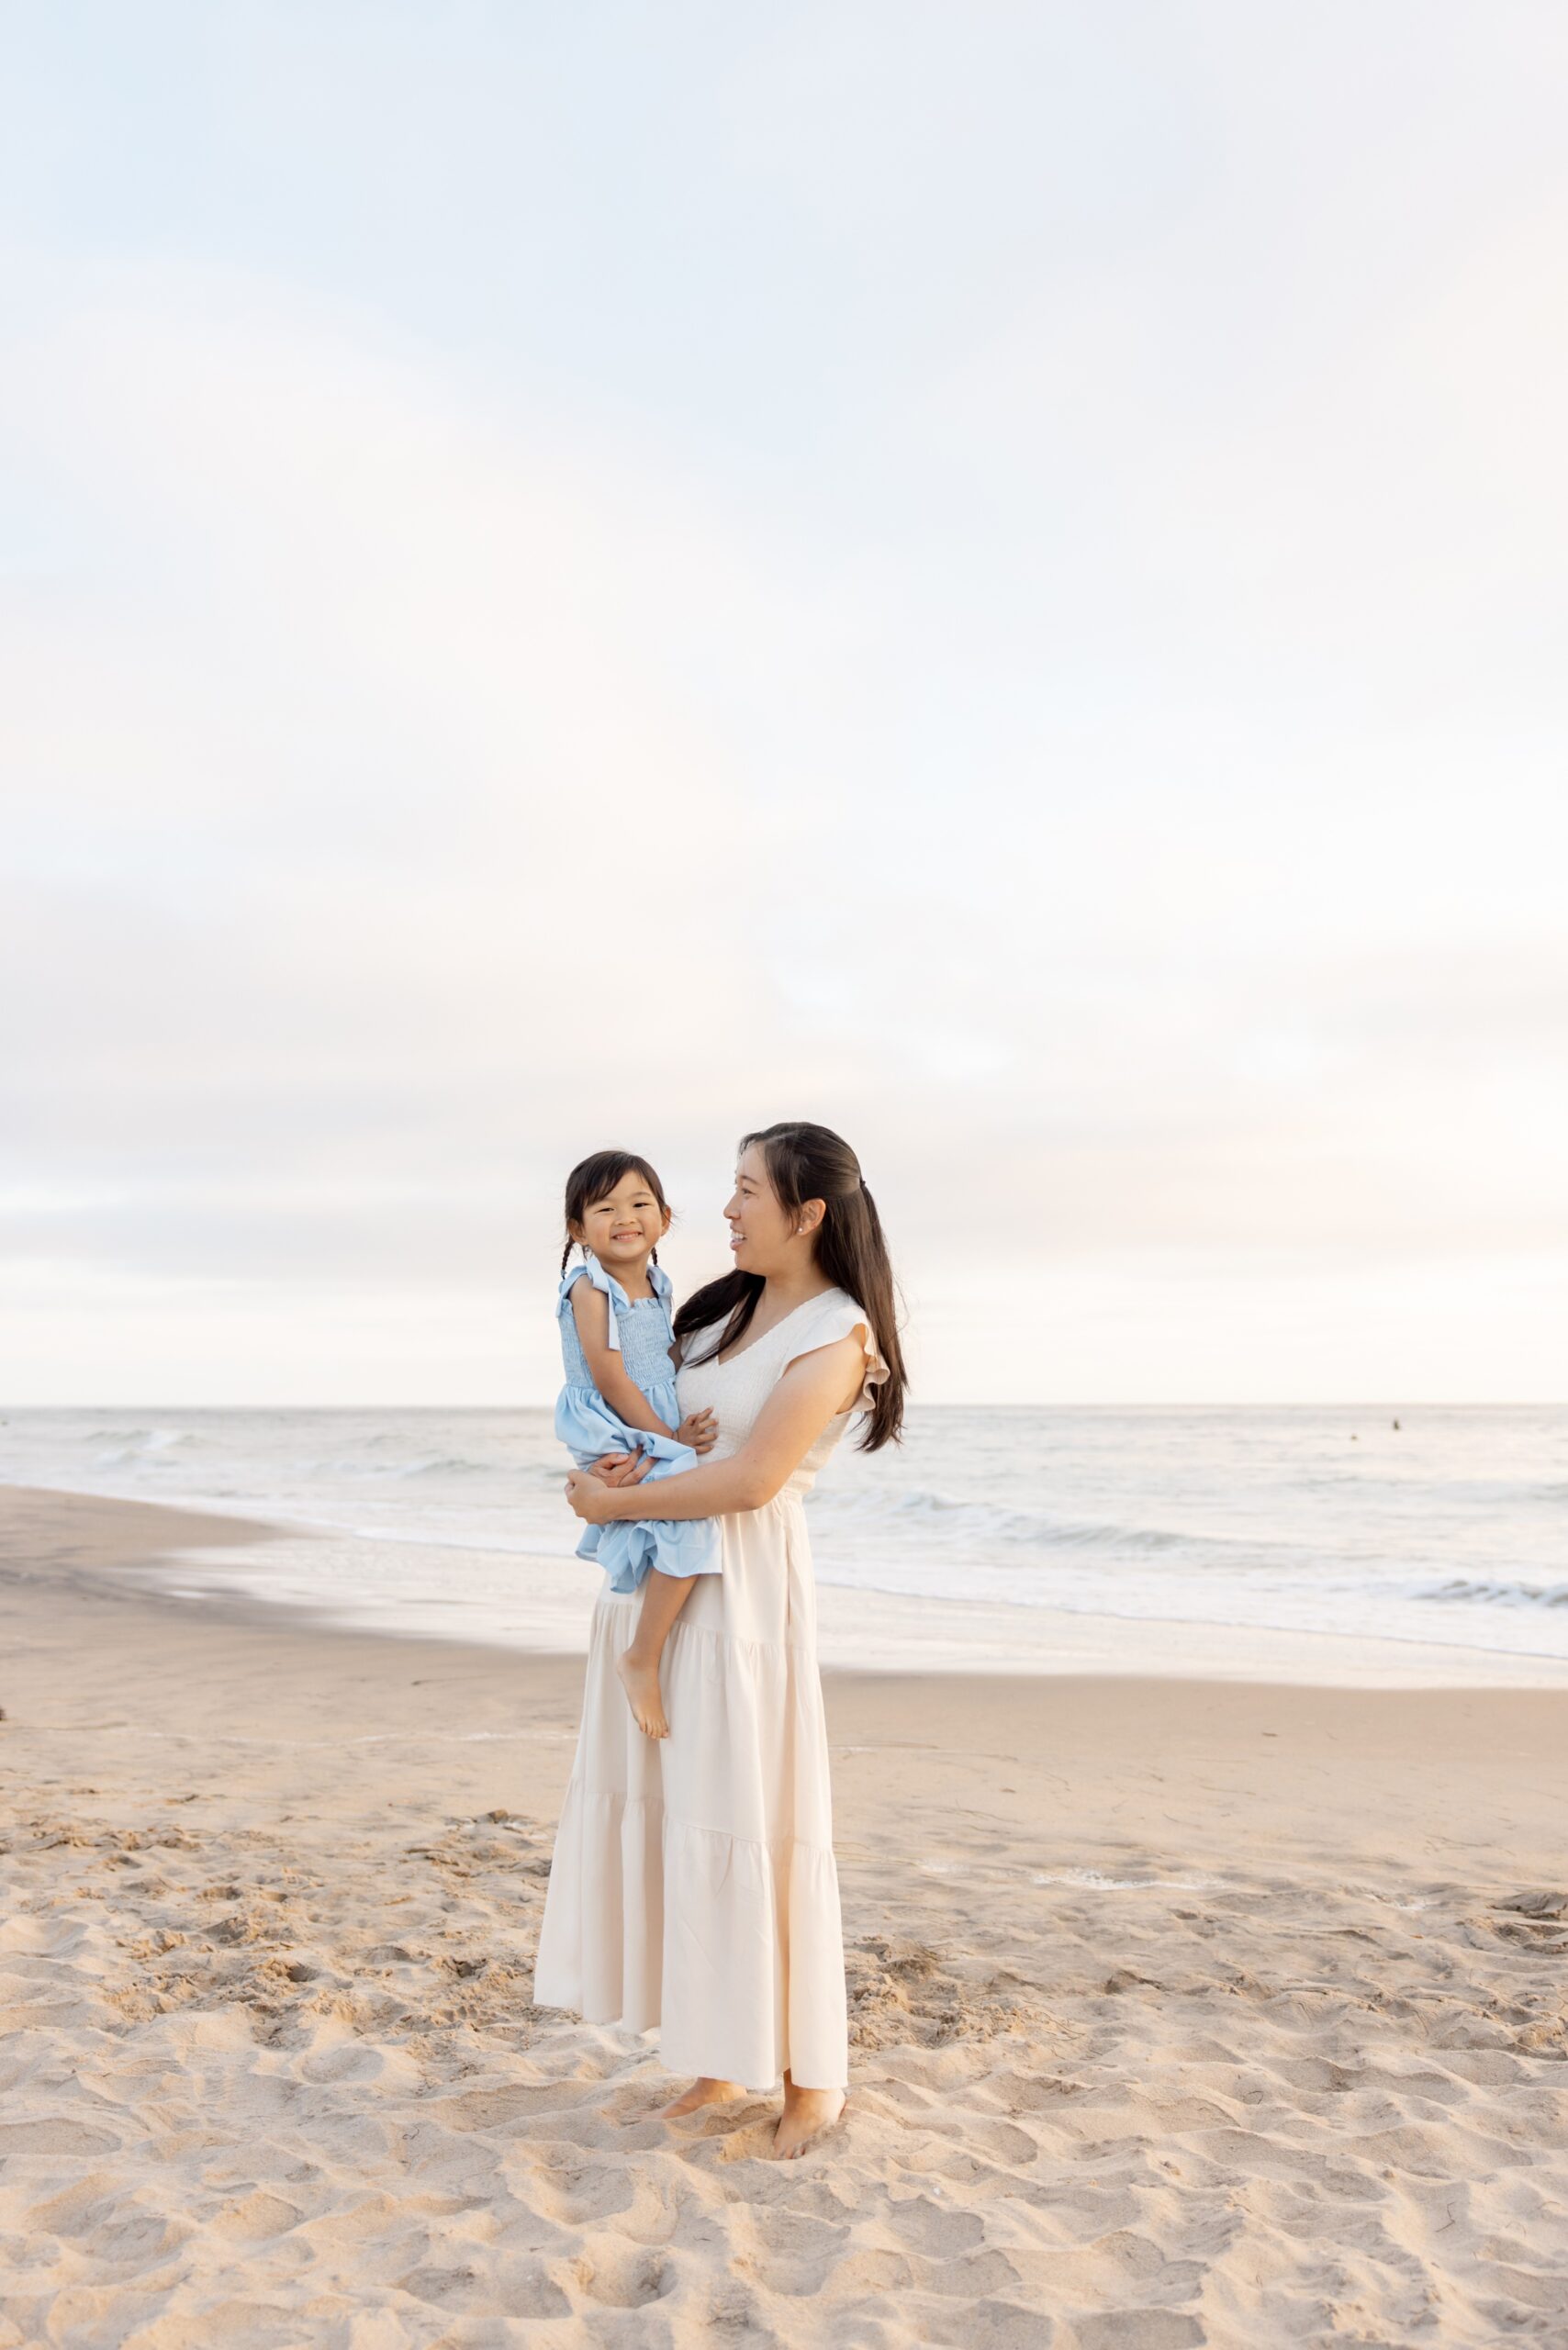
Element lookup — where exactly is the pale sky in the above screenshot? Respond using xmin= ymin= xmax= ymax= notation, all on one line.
xmin=4 ymin=3 xmax=1566 ymax=1405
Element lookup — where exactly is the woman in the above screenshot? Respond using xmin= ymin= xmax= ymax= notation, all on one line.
xmin=532 ymin=1120 xmax=907 ymax=2158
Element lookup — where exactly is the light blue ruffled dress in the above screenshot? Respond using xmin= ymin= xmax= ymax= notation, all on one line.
xmin=555 ymin=1252 xmax=721 ymax=1595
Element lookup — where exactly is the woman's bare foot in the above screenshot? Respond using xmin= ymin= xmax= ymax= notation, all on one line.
xmin=771 ymin=2073 xmax=847 ymax=2160
xmin=616 ymin=1649 xmax=669 ymax=1739
xmin=657 ymin=2076 xmax=747 ymax=2120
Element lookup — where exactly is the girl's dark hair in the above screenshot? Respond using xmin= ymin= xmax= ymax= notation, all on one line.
xmin=672 ymin=1121 xmax=906 ymax=1451
xmin=560 ymin=1150 xmax=670 ymax=1276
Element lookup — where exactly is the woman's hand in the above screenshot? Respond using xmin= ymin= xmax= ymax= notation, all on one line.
xmin=566 ymin=1469 xmax=614 ymax=1523
xmin=566 ymin=1469 xmax=615 ymax=1522
xmin=677 ymin=1408 xmax=718 ymax=1455
xmin=566 ymin=1456 xmax=653 ymax=1521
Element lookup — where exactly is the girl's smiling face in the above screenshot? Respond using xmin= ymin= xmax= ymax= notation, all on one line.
xmin=573 ymin=1172 xmax=670 ymax=1270
xmin=724 ymin=1141 xmax=822 ymax=1276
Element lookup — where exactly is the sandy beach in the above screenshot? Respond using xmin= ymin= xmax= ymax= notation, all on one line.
xmin=3 ymin=1485 xmax=1566 ymax=2348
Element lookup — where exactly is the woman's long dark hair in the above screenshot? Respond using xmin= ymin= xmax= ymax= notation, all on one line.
xmin=672 ymin=1121 xmax=906 ymax=1451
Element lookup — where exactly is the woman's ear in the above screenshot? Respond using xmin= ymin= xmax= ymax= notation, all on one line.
xmin=798 ymin=1198 xmax=826 ymax=1237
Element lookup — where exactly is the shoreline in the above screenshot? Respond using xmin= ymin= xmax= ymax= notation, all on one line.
xmin=5 ymin=1483 xmax=1567 ymax=2344
xmin=6 ymin=1475 xmax=1567 ymax=1692
xmin=6 ymin=1482 xmax=1568 ymax=1871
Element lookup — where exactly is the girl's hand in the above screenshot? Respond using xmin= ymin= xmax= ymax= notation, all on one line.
xmin=677 ymin=1408 xmax=718 ymax=1456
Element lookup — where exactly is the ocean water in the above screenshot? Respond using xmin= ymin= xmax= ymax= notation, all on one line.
xmin=2 ymin=1404 xmax=1564 ymax=1669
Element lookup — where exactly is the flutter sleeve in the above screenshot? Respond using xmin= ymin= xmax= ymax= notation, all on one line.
xmin=782 ymin=1291 xmax=890 ymax=1412
xmin=557 ymin=1252 xmax=631 ymax=1352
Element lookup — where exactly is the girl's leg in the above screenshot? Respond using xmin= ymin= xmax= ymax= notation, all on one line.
xmin=616 ymin=1571 xmax=696 ymax=1739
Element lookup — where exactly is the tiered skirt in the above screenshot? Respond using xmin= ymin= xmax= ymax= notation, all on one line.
xmin=532 ymin=1490 xmax=848 ymax=2091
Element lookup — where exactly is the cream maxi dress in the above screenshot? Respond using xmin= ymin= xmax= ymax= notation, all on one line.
xmin=533 ymin=1286 xmax=888 ymax=2091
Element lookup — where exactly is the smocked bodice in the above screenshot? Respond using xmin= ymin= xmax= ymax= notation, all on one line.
xmin=558 ymin=1256 xmax=678 ymax=1398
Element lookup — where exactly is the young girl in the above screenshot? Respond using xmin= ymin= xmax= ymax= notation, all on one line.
xmin=555 ymin=1148 xmax=721 ymax=1740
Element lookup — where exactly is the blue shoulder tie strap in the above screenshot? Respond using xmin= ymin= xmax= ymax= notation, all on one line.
xmin=560 ymin=1248 xmax=667 ymax=1353
xmin=585 ymin=1249 xmax=631 ymax=1351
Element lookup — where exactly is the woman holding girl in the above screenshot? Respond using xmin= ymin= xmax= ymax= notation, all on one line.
xmin=533 ymin=1120 xmax=906 ymax=2159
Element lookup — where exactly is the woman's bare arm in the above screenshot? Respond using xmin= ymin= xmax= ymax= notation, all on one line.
xmin=566 ymin=1334 xmax=866 ymax=1524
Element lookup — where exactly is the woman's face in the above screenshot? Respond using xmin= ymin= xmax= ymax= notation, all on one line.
xmin=724 ymin=1142 xmax=820 ymax=1276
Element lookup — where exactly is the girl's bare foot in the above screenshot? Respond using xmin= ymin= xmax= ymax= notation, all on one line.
xmin=658 ymin=2076 xmax=746 ymax=2120
xmin=616 ymin=1650 xmax=668 ymax=1739
xmin=771 ymin=2074 xmax=847 ymax=2160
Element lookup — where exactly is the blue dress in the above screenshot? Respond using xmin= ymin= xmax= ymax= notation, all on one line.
xmin=555 ymin=1253 xmax=721 ymax=1595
